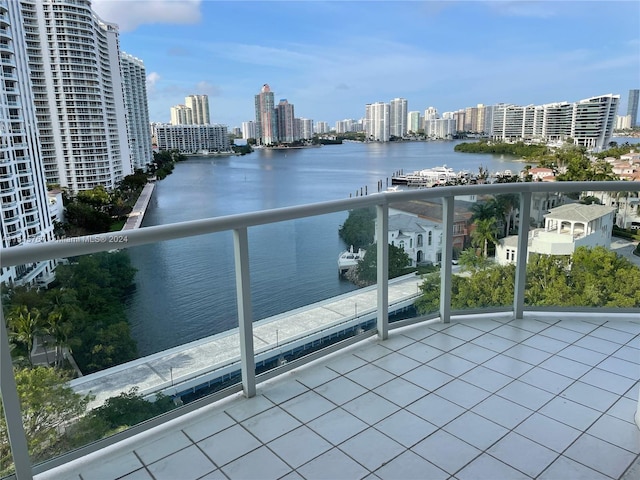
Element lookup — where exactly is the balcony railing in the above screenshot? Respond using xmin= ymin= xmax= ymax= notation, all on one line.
xmin=1 ymin=181 xmax=639 ymax=479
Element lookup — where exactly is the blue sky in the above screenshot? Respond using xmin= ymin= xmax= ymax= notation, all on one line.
xmin=92 ymin=1 xmax=640 ymax=128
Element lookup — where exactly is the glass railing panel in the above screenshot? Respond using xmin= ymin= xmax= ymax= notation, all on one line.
xmin=386 ymin=195 xmax=443 ymax=322
xmin=0 ymin=394 xmax=15 ymax=478
xmin=249 ymin=210 xmax=371 ymax=375
xmin=3 ymin=243 xmax=242 ymax=466
xmin=523 ymin=188 xmax=640 ymax=310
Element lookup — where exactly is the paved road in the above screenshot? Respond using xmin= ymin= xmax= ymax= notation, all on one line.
xmin=610 ymin=237 xmax=640 ymax=267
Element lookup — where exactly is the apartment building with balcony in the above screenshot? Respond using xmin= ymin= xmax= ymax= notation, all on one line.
xmin=120 ymin=52 xmax=153 ymax=171
xmin=491 ymin=95 xmax=619 ymax=152
xmin=153 ymin=124 xmax=230 ymax=154
xmin=0 ymin=0 xmax=55 ymax=287
xmin=17 ymin=0 xmax=131 ymax=192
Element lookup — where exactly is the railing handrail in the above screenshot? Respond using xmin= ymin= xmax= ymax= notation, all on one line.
xmin=2 ymin=181 xmax=636 ymax=268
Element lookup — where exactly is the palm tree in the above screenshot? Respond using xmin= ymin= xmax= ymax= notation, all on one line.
xmin=45 ymin=310 xmax=72 ymax=368
xmin=471 ymin=217 xmax=500 ymax=258
xmin=7 ymin=305 xmax=42 ymax=365
xmin=470 ymin=201 xmax=496 ymax=222
xmin=493 ymin=194 xmax=520 ymax=237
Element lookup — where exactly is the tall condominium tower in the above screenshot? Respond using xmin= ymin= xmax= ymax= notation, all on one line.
xmin=407 ymin=111 xmax=421 ymax=133
xmin=241 ymin=121 xmax=256 ymax=140
xmin=254 ymin=84 xmax=277 ymax=145
xmin=121 ymin=53 xmax=153 ymax=171
xmin=170 ymin=105 xmax=193 ymax=125
xmin=389 ymin=98 xmax=407 ymax=137
xmin=365 ymin=102 xmax=390 ymax=142
xmin=185 ymin=94 xmax=210 ymax=125
xmin=298 ymin=118 xmax=314 ymax=140
xmin=491 ymin=94 xmax=618 ymax=151
xmin=19 ymin=0 xmax=131 ymax=192
xmin=276 ymin=99 xmax=295 ymax=143
xmin=627 ymin=89 xmax=639 ymax=127
xmin=1 ymin=0 xmax=55 ymax=286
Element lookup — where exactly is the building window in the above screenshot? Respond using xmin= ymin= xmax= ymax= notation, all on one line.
xmin=428 ymin=231 xmax=432 ymax=246
xmin=417 ymin=234 xmax=423 ymax=247
xmin=399 ymin=241 xmax=405 ymax=251
xmin=410 ymin=239 xmax=413 ymax=249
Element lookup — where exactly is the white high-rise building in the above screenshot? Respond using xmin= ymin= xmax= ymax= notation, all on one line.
xmin=171 ymin=105 xmax=194 ymax=125
xmin=19 ymin=0 xmax=132 ymax=192
xmin=185 ymin=95 xmax=210 ymax=125
xmin=491 ymin=95 xmax=619 ymax=151
xmin=314 ymin=121 xmax=330 ymax=134
xmin=407 ymin=111 xmax=421 ymax=133
xmin=242 ymin=121 xmax=257 ymax=140
xmin=154 ymin=124 xmax=230 ymax=153
xmin=298 ymin=118 xmax=314 ymax=140
xmin=1 ymin=0 xmax=55 ymax=286
xmin=365 ymin=102 xmax=390 ymax=142
xmin=389 ymin=98 xmax=408 ymax=137
xmin=121 ymin=53 xmax=153 ymax=171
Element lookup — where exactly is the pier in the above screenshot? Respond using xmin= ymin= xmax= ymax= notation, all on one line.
xmin=70 ymin=274 xmax=424 ymax=408
xmin=122 ymin=182 xmax=155 ymax=230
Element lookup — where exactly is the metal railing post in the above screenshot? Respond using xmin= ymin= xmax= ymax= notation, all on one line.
xmin=1 ymin=306 xmax=33 ymax=479
xmin=440 ymin=196 xmax=454 ymax=323
xmin=376 ymin=203 xmax=389 ymax=340
xmin=514 ymin=192 xmax=532 ymax=319
xmin=233 ymin=228 xmax=256 ymax=398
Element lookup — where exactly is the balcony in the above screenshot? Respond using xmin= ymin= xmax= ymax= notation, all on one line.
xmin=1 ymin=181 xmax=639 ymax=480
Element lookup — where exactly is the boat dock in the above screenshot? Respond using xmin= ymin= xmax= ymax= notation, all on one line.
xmin=70 ymin=274 xmax=424 ymax=408
xmin=122 ymin=182 xmax=155 ymax=230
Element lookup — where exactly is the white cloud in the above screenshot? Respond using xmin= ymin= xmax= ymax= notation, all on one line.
xmin=194 ymin=81 xmax=221 ymax=97
xmin=92 ymin=0 xmax=202 ymax=32
xmin=146 ymin=71 xmax=161 ymax=92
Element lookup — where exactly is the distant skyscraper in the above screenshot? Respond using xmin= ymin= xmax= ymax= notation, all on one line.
xmin=242 ymin=121 xmax=257 ymax=140
xmin=121 ymin=53 xmax=153 ymax=171
xmin=170 ymin=105 xmax=193 ymax=125
xmin=365 ymin=102 xmax=390 ymax=142
xmin=254 ymin=84 xmax=277 ymax=145
xmin=389 ymin=98 xmax=408 ymax=137
xmin=276 ymin=99 xmax=295 ymax=143
xmin=19 ymin=0 xmax=132 ymax=192
xmin=185 ymin=95 xmax=210 ymax=125
xmin=298 ymin=118 xmax=314 ymax=140
xmin=315 ymin=121 xmax=330 ymax=134
xmin=627 ymin=89 xmax=639 ymax=127
xmin=407 ymin=111 xmax=421 ymax=133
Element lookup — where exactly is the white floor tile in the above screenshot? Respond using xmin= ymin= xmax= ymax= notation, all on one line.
xmin=223 ymin=394 xmax=275 ymax=422
xmin=373 ymin=351 xmax=421 ymax=376
xmin=339 ymin=427 xmax=405 ymax=471
xmin=280 ymin=390 xmax=335 ymax=423
xmin=496 ymin=379 xmax=554 ymax=410
xmin=373 ymin=377 xmax=427 ymax=407
xmin=538 ymin=456 xmax=610 ymax=480
xmin=470 ymin=332 xmax=517 ymax=353
xmin=307 ymin=407 xmax=368 ymax=445
xmin=182 ymin=411 xmax=236 ymax=443
xmin=514 ymin=413 xmax=581 ymax=453
xmin=146 ymin=445 xmax=216 ymax=480
xmin=587 ymin=414 xmax=640 ymax=454
xmin=459 ymin=365 xmax=513 ymax=393
xmin=518 ymin=366 xmax=574 ymax=395
xmin=267 ymin=426 xmax=332 ymax=468
xmin=220 ymin=446 xmax=291 ymax=479
xmin=406 ymin=393 xmax=465 ymax=427
xmin=241 ymin=406 xmax=301 ymax=443
xmin=455 ymin=453 xmax=530 ymax=480
xmin=197 ymin=424 xmax=261 ymax=467
xmin=443 ymin=411 xmax=508 ymax=450
xmin=134 ymin=430 xmax=192 ymax=465
xmin=375 ymin=450 xmax=448 ymax=480
xmin=472 ymin=394 xmax=533 ymax=429
xmin=342 ymin=391 xmax=400 ymax=425
xmin=539 ymin=397 xmax=601 ymax=431
xmin=579 ymin=367 xmax=636 ymax=395
xmin=374 ymin=410 xmax=437 ymax=448
xmin=297 ymin=448 xmax=369 ymax=480
xmin=345 ymin=363 xmax=396 ymax=390
xmin=560 ymin=381 xmax=619 ymax=412
xmin=412 ymin=430 xmax=482 ymax=475
xmin=401 ymin=364 xmax=454 ymax=391
xmin=314 ymin=376 xmax=368 ymax=405
xmin=79 ymin=453 xmax=142 ymax=480
xmin=434 ymin=379 xmax=491 ymax=409
xmin=487 ymin=432 xmax=558 ymax=478
xmin=565 ymin=433 xmax=638 ymax=478
xmin=427 ymin=352 xmax=476 ymax=377
xmin=261 ymin=377 xmax=308 ymax=404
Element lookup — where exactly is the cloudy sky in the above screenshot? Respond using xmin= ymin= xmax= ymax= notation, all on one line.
xmin=92 ymin=0 xmax=640 ymax=128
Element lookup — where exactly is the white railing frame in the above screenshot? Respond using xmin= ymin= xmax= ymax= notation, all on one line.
xmin=1 ymin=181 xmax=639 ymax=479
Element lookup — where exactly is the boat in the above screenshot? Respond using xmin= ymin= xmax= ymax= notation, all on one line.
xmin=391 ymin=165 xmax=462 ymax=187
xmin=338 ymin=245 xmax=366 ymax=275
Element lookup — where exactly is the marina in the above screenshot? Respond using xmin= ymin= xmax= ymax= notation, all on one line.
xmin=391 ymin=165 xmax=471 ymax=187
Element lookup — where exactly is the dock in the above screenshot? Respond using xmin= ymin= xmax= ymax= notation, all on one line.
xmin=122 ymin=182 xmax=155 ymax=230
xmin=70 ymin=274 xmax=424 ymax=408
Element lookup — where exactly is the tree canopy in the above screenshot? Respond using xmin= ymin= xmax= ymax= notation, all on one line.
xmin=415 ymin=246 xmax=640 ymax=314
xmin=356 ymin=243 xmax=412 ymax=285
xmin=339 ymin=207 xmax=376 ymax=251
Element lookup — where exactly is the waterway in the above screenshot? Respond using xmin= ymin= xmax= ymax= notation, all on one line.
xmin=126 ymin=140 xmax=532 ymax=356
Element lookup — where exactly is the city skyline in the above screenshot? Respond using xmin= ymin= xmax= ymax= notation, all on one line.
xmin=92 ymin=0 xmax=640 ymax=127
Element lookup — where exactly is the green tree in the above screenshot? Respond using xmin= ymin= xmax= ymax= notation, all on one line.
xmin=0 ymin=367 xmax=92 ymax=473
xmin=339 ymin=207 xmax=376 ymax=251
xmin=356 ymin=243 xmax=411 ymax=285
xmin=7 ymin=306 xmax=42 ymax=365
xmin=458 ymin=248 xmax=491 ymax=272
xmin=471 ymin=217 xmax=499 ymax=258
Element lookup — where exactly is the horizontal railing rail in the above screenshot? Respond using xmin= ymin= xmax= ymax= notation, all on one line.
xmin=1 ymin=180 xmax=639 ymax=480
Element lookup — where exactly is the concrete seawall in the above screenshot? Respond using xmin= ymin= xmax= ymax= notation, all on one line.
xmin=122 ymin=182 xmax=155 ymax=230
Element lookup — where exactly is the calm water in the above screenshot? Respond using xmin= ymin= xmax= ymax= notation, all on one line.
xmin=126 ymin=140 xmax=528 ymax=355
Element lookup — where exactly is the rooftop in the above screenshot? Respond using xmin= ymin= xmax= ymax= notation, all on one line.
xmin=38 ymin=312 xmax=640 ymax=480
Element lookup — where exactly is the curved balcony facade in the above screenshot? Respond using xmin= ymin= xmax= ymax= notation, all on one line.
xmin=1 ymin=181 xmax=639 ymax=480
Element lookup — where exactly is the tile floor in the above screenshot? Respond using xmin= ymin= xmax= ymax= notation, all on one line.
xmin=37 ymin=313 xmax=640 ymax=480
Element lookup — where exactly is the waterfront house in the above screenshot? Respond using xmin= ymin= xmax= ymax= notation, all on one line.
xmin=496 ymin=203 xmax=615 ymax=265
xmin=379 ymin=213 xmax=443 ymax=266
